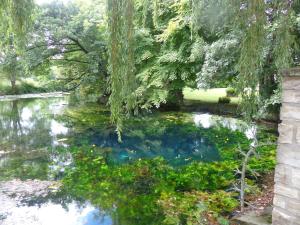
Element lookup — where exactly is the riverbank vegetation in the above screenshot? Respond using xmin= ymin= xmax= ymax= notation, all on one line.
xmin=0 ymin=0 xmax=298 ymax=224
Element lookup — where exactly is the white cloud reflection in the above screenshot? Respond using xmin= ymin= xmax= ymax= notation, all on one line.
xmin=193 ymin=113 xmax=257 ymax=140
xmin=1 ymin=201 xmax=112 ymax=225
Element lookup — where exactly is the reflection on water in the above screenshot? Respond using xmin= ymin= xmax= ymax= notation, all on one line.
xmin=0 ymin=97 xmax=254 ymax=179
xmin=1 ymin=201 xmax=112 ymax=225
xmin=193 ymin=113 xmax=256 ymax=139
xmin=0 ymin=98 xmax=69 ymax=152
xmin=0 ymin=98 xmax=70 ymax=181
xmin=0 ymin=98 xmax=252 ymax=173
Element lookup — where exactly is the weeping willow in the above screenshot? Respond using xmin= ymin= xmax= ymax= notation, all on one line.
xmin=153 ymin=0 xmax=160 ymax=27
xmin=236 ymin=0 xmax=297 ymax=120
xmin=0 ymin=0 xmax=34 ymax=41
xmin=236 ymin=0 xmax=267 ymax=121
xmin=140 ymin=0 xmax=160 ymax=28
xmin=142 ymin=0 xmax=150 ymax=27
xmin=192 ymin=0 xmax=297 ymax=120
xmin=107 ymin=0 xmax=136 ymax=141
xmin=273 ymin=0 xmax=297 ymax=70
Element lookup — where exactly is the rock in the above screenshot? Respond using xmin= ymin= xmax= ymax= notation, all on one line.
xmin=232 ymin=207 xmax=272 ymax=225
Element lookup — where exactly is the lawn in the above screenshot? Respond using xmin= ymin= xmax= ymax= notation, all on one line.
xmin=183 ymin=87 xmax=241 ymax=105
xmin=0 ymin=78 xmax=49 ymax=95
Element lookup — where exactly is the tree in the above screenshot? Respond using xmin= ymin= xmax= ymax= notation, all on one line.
xmin=0 ymin=0 xmax=33 ymax=94
xmin=25 ymin=1 xmax=108 ymax=94
xmin=107 ymin=0 xmax=136 ymax=139
xmin=0 ymin=0 xmax=34 ymax=43
xmin=0 ymin=45 xmax=25 ymax=94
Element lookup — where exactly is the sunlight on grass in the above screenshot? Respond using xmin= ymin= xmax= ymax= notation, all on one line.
xmin=183 ymin=87 xmax=241 ymax=105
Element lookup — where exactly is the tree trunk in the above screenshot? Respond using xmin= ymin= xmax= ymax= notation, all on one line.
xmin=160 ymin=79 xmax=184 ymax=111
xmin=10 ymin=75 xmax=17 ymax=94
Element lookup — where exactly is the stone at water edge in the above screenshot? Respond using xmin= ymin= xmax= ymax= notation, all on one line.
xmin=232 ymin=207 xmax=272 ymax=225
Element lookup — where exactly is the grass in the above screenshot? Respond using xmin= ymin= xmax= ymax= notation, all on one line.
xmin=183 ymin=87 xmax=241 ymax=105
xmin=0 ymin=79 xmax=50 ymax=95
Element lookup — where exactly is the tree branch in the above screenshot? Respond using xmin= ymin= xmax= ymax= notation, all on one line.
xmin=66 ymin=35 xmax=89 ymax=54
xmin=51 ymin=58 xmax=89 ymax=64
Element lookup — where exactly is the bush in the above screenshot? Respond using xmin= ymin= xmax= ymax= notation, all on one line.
xmin=18 ymin=82 xmax=47 ymax=94
xmin=226 ymin=88 xmax=237 ymax=97
xmin=218 ymin=97 xmax=231 ymax=104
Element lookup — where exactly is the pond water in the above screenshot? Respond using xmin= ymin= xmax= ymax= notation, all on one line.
xmin=0 ymin=96 xmax=255 ymax=225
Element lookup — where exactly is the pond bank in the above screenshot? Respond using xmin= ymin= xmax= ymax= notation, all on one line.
xmin=0 ymin=92 xmax=69 ymax=101
xmin=232 ymin=172 xmax=274 ymax=225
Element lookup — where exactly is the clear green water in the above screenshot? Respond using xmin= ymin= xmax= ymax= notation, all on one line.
xmin=0 ymin=97 xmax=255 ymax=225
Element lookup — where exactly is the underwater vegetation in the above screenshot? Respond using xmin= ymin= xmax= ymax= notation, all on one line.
xmin=56 ymin=105 xmax=277 ymax=225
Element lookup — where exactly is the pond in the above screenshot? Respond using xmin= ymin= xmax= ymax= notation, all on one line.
xmin=0 ymin=96 xmax=273 ymax=225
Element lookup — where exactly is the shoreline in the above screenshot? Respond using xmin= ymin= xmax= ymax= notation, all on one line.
xmin=0 ymin=92 xmax=70 ymax=101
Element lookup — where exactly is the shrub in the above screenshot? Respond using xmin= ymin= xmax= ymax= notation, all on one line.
xmin=226 ymin=87 xmax=237 ymax=97
xmin=218 ymin=97 xmax=231 ymax=104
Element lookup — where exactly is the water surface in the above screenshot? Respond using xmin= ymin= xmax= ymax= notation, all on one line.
xmin=0 ymin=96 xmax=252 ymax=225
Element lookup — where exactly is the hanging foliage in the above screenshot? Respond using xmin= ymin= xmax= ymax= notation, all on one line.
xmin=236 ymin=0 xmax=298 ymax=120
xmin=153 ymin=0 xmax=160 ymax=28
xmin=0 ymin=0 xmax=34 ymax=43
xmin=273 ymin=0 xmax=298 ymax=70
xmin=236 ymin=0 xmax=267 ymax=121
xmin=107 ymin=0 xmax=136 ymax=140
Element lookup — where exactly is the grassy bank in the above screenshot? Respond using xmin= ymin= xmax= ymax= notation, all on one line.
xmin=0 ymin=79 xmax=60 ymax=95
xmin=183 ymin=87 xmax=241 ymax=105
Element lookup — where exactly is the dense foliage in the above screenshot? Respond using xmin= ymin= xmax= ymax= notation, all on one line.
xmin=106 ymin=0 xmax=300 ymax=121
xmin=0 ymin=0 xmax=33 ymax=40
xmin=1 ymin=0 xmax=299 ymax=120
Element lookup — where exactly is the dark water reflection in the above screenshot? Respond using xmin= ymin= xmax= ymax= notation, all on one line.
xmin=0 ymin=97 xmax=252 ymax=225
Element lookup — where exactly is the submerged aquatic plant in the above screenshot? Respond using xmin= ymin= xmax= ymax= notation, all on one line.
xmin=55 ymin=106 xmax=277 ymax=224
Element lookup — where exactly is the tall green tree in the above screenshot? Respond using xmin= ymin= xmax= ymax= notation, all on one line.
xmin=24 ymin=1 xmax=108 ymax=94
xmin=0 ymin=42 xmax=25 ymax=94
xmin=0 ymin=0 xmax=34 ymax=93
